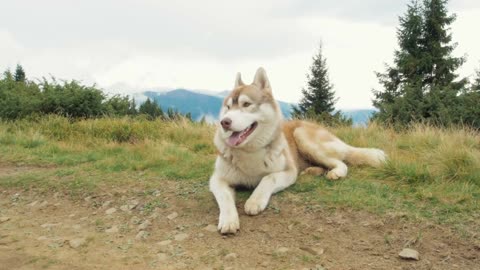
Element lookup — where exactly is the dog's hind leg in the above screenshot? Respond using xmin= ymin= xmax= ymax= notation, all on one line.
xmin=301 ymin=166 xmax=326 ymax=176
xmin=293 ymin=126 xmax=349 ymax=180
xmin=209 ymin=173 xmax=240 ymax=234
xmin=244 ymin=168 xmax=297 ymax=216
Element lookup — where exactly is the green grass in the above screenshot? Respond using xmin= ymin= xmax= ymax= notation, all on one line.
xmin=0 ymin=116 xmax=478 ymax=234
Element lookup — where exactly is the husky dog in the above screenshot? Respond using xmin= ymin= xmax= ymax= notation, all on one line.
xmin=210 ymin=67 xmax=386 ymax=234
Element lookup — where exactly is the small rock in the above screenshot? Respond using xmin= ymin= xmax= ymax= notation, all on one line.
xmin=71 ymin=224 xmax=82 ymax=230
xmin=11 ymin=193 xmax=21 ymax=201
xmin=157 ymin=252 xmax=168 ymax=261
xmin=224 ymin=253 xmax=237 ymax=261
xmin=135 ymin=230 xmax=148 ymax=240
xmin=0 ymin=217 xmax=10 ymax=223
xmin=37 ymin=236 xmax=49 ymax=241
xmin=105 ymin=225 xmax=119 ymax=233
xmin=198 ymin=233 xmax=205 ymax=238
xmin=158 ymin=240 xmax=172 ymax=246
xmin=174 ymin=233 xmax=188 ymax=241
xmin=28 ymin=201 xmax=38 ymax=207
xmin=153 ymin=190 xmax=161 ymax=197
xmin=130 ymin=216 xmax=141 ymax=225
xmin=300 ymin=246 xmax=324 ymax=256
xmin=120 ymin=200 xmax=139 ymax=211
xmin=41 ymin=223 xmax=61 ymax=228
xmin=149 ymin=213 xmax=159 ymax=219
xmin=399 ymin=248 xmax=420 ymax=260
xmin=105 ymin=207 xmax=117 ymax=215
xmin=128 ymin=200 xmax=139 ymax=209
xmin=69 ymin=238 xmax=86 ymax=249
xmin=137 ymin=220 xmax=151 ymax=231
xmin=39 ymin=201 xmax=49 ymax=208
xmin=287 ymin=224 xmax=295 ymax=230
xmin=102 ymin=201 xmax=112 ymax=208
xmin=84 ymin=196 xmax=92 ymax=202
xmin=275 ymin=247 xmax=289 ymax=254
xmin=203 ymin=224 xmax=217 ymax=232
xmin=167 ymin=212 xmax=178 ymax=220
xmin=68 ymin=214 xmax=76 ymax=218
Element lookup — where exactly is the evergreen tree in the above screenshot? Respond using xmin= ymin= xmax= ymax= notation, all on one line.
xmin=472 ymin=68 xmax=480 ymax=92
xmin=184 ymin=112 xmax=192 ymax=121
xmin=455 ymin=67 xmax=480 ymax=129
xmin=0 ymin=68 xmax=42 ymax=119
xmin=139 ymin=98 xmax=163 ymax=120
xmin=166 ymin=107 xmax=181 ymax=121
xmin=373 ymin=0 xmax=467 ymax=127
xmin=421 ymin=0 xmax=465 ymax=87
xmin=293 ymin=44 xmax=350 ymax=125
xmin=14 ymin=64 xmax=26 ymax=83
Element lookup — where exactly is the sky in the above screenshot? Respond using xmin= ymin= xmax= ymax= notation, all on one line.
xmin=1 ymin=0 xmax=480 ymax=109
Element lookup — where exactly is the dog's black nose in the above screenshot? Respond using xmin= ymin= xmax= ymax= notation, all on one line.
xmin=221 ymin=118 xmax=232 ymax=129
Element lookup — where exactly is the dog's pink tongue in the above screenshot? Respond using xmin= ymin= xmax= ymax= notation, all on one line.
xmin=227 ymin=132 xmax=242 ymax=146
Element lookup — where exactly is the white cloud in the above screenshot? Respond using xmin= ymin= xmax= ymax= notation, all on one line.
xmin=0 ymin=0 xmax=479 ymax=109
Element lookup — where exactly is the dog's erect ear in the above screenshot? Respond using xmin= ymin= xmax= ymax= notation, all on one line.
xmin=252 ymin=67 xmax=271 ymax=90
xmin=234 ymin=72 xmax=244 ymax=88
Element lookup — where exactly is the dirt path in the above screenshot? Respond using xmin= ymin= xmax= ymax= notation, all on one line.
xmin=0 ymin=171 xmax=479 ymax=269
xmin=1 ymin=191 xmax=478 ymax=270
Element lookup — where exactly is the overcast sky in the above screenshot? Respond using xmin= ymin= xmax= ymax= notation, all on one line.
xmin=1 ymin=0 xmax=479 ymax=109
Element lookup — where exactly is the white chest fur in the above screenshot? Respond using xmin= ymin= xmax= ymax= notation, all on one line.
xmin=215 ymin=143 xmax=287 ymax=188
xmin=231 ymin=148 xmax=286 ymax=176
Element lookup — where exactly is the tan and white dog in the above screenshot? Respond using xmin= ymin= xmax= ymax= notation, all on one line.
xmin=210 ymin=67 xmax=386 ymax=234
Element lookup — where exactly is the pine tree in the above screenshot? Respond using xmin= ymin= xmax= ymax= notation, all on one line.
xmin=421 ymin=0 xmax=465 ymax=88
xmin=292 ymin=44 xmax=339 ymax=121
xmin=373 ymin=0 xmax=467 ymax=127
xmin=397 ymin=0 xmax=424 ymax=84
xmin=472 ymin=68 xmax=480 ymax=92
xmin=14 ymin=64 xmax=26 ymax=83
xmin=139 ymin=98 xmax=163 ymax=120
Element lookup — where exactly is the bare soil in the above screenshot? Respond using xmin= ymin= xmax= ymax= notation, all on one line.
xmin=0 ymin=165 xmax=479 ymax=270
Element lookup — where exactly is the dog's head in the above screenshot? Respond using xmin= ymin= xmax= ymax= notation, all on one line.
xmin=216 ymin=67 xmax=283 ymax=149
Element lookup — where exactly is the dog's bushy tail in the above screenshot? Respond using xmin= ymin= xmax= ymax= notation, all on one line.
xmin=345 ymin=147 xmax=386 ymax=167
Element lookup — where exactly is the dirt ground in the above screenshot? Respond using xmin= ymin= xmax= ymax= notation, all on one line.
xmin=0 ymin=166 xmax=479 ymax=270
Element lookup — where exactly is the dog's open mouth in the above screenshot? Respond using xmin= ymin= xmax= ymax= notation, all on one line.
xmin=227 ymin=122 xmax=258 ymax=146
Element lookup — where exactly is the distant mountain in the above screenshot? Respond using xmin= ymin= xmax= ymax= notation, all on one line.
xmin=341 ymin=109 xmax=376 ymax=126
xmin=137 ymin=89 xmax=374 ymax=125
xmin=140 ymin=89 xmax=293 ymax=121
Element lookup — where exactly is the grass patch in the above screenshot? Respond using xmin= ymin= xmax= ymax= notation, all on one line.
xmin=0 ymin=116 xmax=478 ymax=234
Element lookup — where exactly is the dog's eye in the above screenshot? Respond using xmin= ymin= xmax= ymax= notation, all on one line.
xmin=226 ymin=105 xmax=230 ymax=110
xmin=243 ymin=102 xmax=251 ymax=108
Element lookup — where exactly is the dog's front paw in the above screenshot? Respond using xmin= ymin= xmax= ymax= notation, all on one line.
xmin=218 ymin=213 xmax=240 ymax=234
xmin=244 ymin=197 xmax=268 ymax=216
